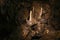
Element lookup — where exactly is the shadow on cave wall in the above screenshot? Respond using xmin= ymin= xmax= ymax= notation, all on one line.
xmin=0 ymin=0 xmax=19 ymax=40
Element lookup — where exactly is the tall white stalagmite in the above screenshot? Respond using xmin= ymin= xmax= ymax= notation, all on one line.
xmin=39 ymin=7 xmax=43 ymax=19
xmin=27 ymin=10 xmax=33 ymax=25
xmin=40 ymin=7 xmax=42 ymax=16
xmin=29 ymin=11 xmax=32 ymax=21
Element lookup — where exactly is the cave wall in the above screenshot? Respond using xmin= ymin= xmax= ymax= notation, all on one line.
xmin=0 ymin=0 xmax=60 ymax=40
